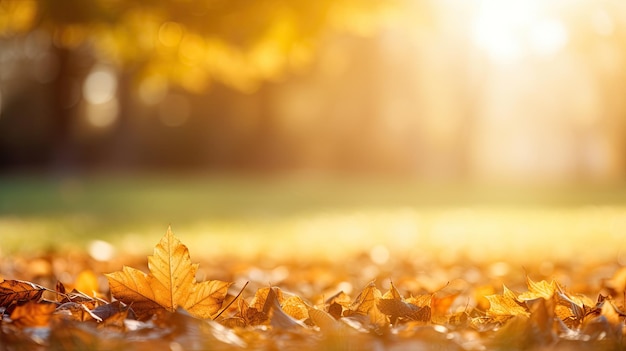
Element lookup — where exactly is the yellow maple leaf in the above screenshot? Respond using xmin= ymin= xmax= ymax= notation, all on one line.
xmin=517 ymin=277 xmax=557 ymax=301
xmin=106 ymin=227 xmax=232 ymax=320
xmin=485 ymin=285 xmax=529 ymax=317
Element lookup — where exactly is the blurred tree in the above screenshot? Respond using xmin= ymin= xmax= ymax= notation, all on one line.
xmin=1 ymin=0 xmax=399 ymax=90
xmin=0 ymin=0 xmax=400 ymax=171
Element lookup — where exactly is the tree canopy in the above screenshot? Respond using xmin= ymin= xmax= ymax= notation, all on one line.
xmin=0 ymin=0 xmax=399 ymax=92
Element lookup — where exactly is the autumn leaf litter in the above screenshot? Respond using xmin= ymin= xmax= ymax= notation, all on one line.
xmin=1 ymin=228 xmax=626 ymax=350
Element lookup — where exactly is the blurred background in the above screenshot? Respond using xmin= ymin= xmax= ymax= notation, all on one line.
xmin=1 ymin=0 xmax=626 ymax=269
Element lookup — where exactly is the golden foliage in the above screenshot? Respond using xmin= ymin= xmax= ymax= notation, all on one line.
xmin=0 ymin=0 xmax=399 ymax=92
xmin=2 ymin=227 xmax=626 ymax=350
xmin=106 ymin=227 xmax=231 ymax=320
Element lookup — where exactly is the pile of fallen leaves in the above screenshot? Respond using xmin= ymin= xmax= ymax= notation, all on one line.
xmin=2 ymin=228 xmax=626 ymax=350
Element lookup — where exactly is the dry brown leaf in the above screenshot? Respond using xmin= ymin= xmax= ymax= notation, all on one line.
xmin=281 ymin=295 xmax=309 ymax=321
xmin=266 ymin=287 xmax=305 ymax=329
xmin=378 ymin=282 xmax=430 ymax=323
xmin=238 ymin=298 xmax=267 ymax=326
xmin=56 ymin=302 xmax=101 ymax=322
xmin=382 ymin=281 xmax=402 ymax=300
xmin=348 ymin=281 xmax=381 ymax=315
xmin=378 ymin=298 xmax=430 ymax=322
xmin=431 ymin=293 xmax=459 ymax=318
xmin=106 ymin=227 xmax=231 ymax=320
xmin=325 ymin=290 xmax=351 ymax=319
xmin=486 ymin=285 xmax=529 ymax=318
xmin=308 ymin=307 xmax=344 ymax=332
xmin=555 ymin=290 xmax=585 ymax=327
xmin=10 ymin=301 xmax=56 ymax=327
xmin=325 ymin=290 xmax=352 ymax=307
xmin=0 ymin=279 xmax=46 ymax=307
xmin=406 ymin=294 xmax=433 ymax=308
xmin=251 ymin=287 xmax=285 ymax=314
xmin=345 ymin=281 xmax=389 ymax=327
xmin=518 ymin=277 xmax=557 ymax=301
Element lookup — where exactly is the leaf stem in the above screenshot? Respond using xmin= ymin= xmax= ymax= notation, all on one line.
xmin=213 ymin=281 xmax=249 ymax=320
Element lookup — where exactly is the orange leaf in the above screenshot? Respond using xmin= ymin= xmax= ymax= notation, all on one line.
xmin=518 ymin=277 xmax=557 ymax=301
xmin=382 ymin=281 xmax=402 ymax=300
xmin=486 ymin=285 xmax=529 ymax=317
xmin=432 ymin=293 xmax=459 ymax=317
xmin=378 ymin=282 xmax=430 ymax=322
xmin=281 ymin=295 xmax=309 ymax=321
xmin=10 ymin=301 xmax=56 ymax=328
xmin=0 ymin=279 xmax=45 ymax=307
xmin=346 ymin=281 xmax=388 ymax=327
xmin=349 ymin=281 xmax=381 ymax=315
xmin=266 ymin=287 xmax=305 ymax=329
xmin=106 ymin=227 xmax=232 ymax=320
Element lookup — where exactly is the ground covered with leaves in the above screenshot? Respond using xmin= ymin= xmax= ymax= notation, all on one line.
xmin=2 ymin=227 xmax=626 ymax=351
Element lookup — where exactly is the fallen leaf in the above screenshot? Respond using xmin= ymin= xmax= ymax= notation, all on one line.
xmin=251 ymin=287 xmax=284 ymax=314
xmin=382 ymin=281 xmax=402 ymax=300
xmin=485 ymin=285 xmax=529 ymax=318
xmin=518 ymin=277 xmax=557 ymax=301
xmin=348 ymin=281 xmax=381 ymax=315
xmin=405 ymin=294 xmax=432 ymax=308
xmin=10 ymin=301 xmax=56 ymax=328
xmin=266 ymin=287 xmax=305 ymax=329
xmin=281 ymin=295 xmax=309 ymax=321
xmin=0 ymin=279 xmax=46 ymax=307
xmin=431 ymin=293 xmax=459 ymax=318
xmin=345 ymin=281 xmax=388 ymax=328
xmin=325 ymin=290 xmax=351 ymax=319
xmin=555 ymin=290 xmax=584 ymax=327
xmin=106 ymin=227 xmax=231 ymax=320
xmin=378 ymin=298 xmax=430 ymax=322
xmin=56 ymin=302 xmax=102 ymax=322
xmin=378 ymin=282 xmax=430 ymax=323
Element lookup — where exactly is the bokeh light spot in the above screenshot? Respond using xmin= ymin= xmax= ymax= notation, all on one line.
xmin=83 ymin=67 xmax=118 ymax=105
xmin=88 ymin=240 xmax=116 ymax=262
xmin=370 ymin=245 xmax=390 ymax=265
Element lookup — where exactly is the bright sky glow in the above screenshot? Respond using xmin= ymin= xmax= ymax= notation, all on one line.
xmin=470 ymin=0 xmax=568 ymax=63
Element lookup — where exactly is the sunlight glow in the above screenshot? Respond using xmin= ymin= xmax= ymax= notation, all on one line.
xmin=529 ymin=19 xmax=568 ymax=57
xmin=470 ymin=0 xmax=568 ymax=63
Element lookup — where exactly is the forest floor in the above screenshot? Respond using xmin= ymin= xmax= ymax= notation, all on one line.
xmin=1 ymin=176 xmax=626 ymax=350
